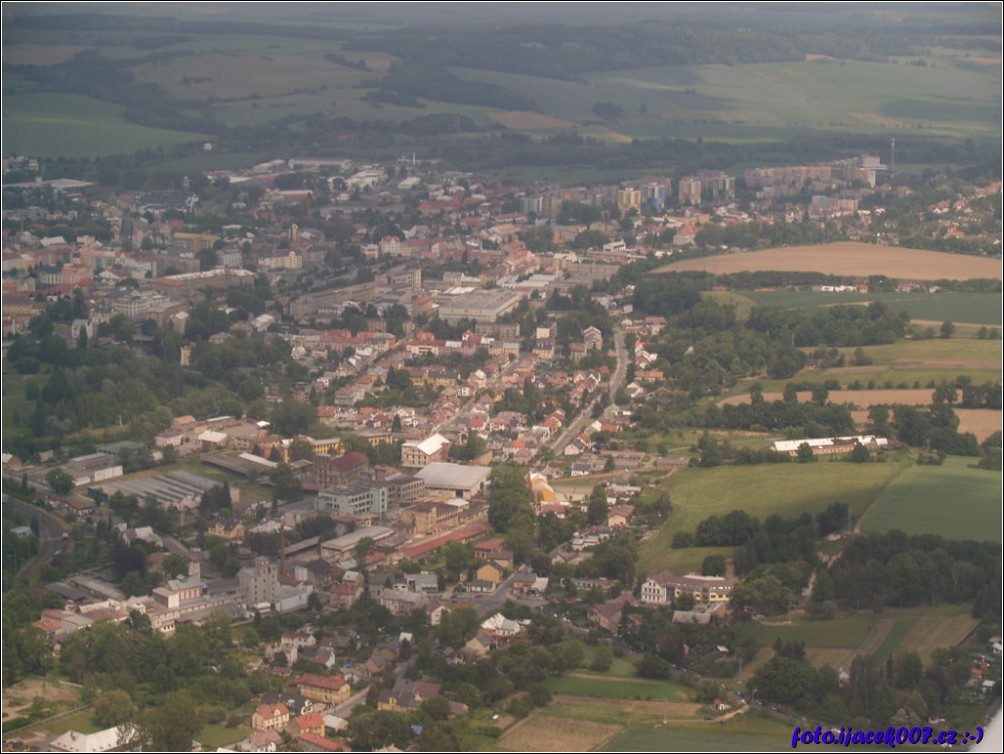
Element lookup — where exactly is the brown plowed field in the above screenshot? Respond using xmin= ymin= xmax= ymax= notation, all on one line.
xmin=3 ymin=45 xmax=85 ymax=64
xmin=492 ymin=111 xmax=578 ymax=130
xmin=658 ymin=243 xmax=1002 ymax=281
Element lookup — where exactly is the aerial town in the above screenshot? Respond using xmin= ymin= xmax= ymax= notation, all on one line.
xmin=2 ymin=3 xmax=1001 ymax=753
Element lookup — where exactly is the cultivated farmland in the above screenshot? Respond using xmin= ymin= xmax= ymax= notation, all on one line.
xmin=859 ymin=455 xmax=1001 ymax=542
xmin=742 ymin=291 xmax=1003 ymax=327
xmin=658 ymin=243 xmax=1002 ymax=281
xmin=599 ymin=714 xmax=796 ymax=752
xmin=1 ymin=93 xmax=209 ymax=158
xmin=637 ymin=461 xmax=908 ymax=575
xmin=746 ymin=605 xmax=979 ymax=672
xmin=500 ymin=713 xmax=621 ymax=752
xmin=952 ymin=408 xmax=1002 ymax=441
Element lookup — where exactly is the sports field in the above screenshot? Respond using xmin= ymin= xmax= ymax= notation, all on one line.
xmin=859 ymin=455 xmax=1001 ymax=542
xmin=657 ymin=243 xmax=1002 ymax=282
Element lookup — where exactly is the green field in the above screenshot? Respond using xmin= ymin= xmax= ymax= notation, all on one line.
xmin=750 ymin=335 xmax=1003 ymax=392
xmin=544 ymin=699 xmax=669 ymax=727
xmin=6 ymin=16 xmax=1000 ymax=161
xmin=590 ymin=57 xmax=1001 ymax=141
xmin=637 ymin=461 xmax=908 ymax=575
xmin=835 ymin=337 xmax=1002 ymax=366
xmin=196 ymin=723 xmax=250 ymax=749
xmin=742 ymin=614 xmax=876 ymax=649
xmin=600 ymin=714 xmax=795 ymax=752
xmin=743 ymin=291 xmax=1003 ymax=326
xmin=452 ymin=53 xmax=1000 ymax=142
xmin=544 ymin=673 xmax=690 ymax=701
xmin=860 ymin=455 xmax=1001 ymax=542
xmin=38 ymin=709 xmax=101 ymax=736
xmin=745 ymin=604 xmax=979 ymax=672
xmin=1 ymin=93 xmax=209 ymax=158
xmin=757 ymin=367 xmax=1003 ymax=393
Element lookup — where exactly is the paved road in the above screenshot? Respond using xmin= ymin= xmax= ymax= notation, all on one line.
xmin=547 ymin=325 xmax=628 ymax=454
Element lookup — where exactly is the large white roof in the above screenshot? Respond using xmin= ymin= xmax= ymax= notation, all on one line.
xmin=414 ymin=462 xmax=490 ymax=489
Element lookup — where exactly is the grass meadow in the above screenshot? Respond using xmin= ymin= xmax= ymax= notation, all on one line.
xmin=859 ymin=455 xmax=1001 ymax=542
xmin=743 ymin=291 xmax=1003 ymax=326
xmin=745 ymin=604 xmax=980 ymax=673
xmin=599 ymin=713 xmax=795 ymax=752
xmin=1 ymin=93 xmax=209 ymax=158
xmin=741 ymin=335 xmax=1003 ymax=393
xmin=454 ymin=52 xmax=1000 ymax=142
xmin=636 ymin=460 xmax=909 ymax=575
xmin=543 ymin=674 xmax=690 ymax=701
xmin=5 ymin=19 xmax=999 ymax=159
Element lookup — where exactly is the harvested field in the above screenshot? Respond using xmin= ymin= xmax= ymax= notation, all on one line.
xmin=3 ymin=45 xmax=85 ymax=64
xmin=806 ymin=647 xmax=856 ymax=669
xmin=579 ymin=125 xmax=634 ymax=143
xmin=899 ymin=615 xmax=981 ymax=664
xmin=657 ymin=243 xmax=1002 ymax=281
xmin=720 ymin=388 xmax=933 ymax=408
xmin=953 ymin=408 xmax=1002 ymax=441
xmin=548 ymin=696 xmax=702 ymax=725
xmin=501 ymin=713 xmax=621 ymax=752
xmin=134 ymin=52 xmax=356 ymax=101
xmin=491 ymin=110 xmax=578 ymax=130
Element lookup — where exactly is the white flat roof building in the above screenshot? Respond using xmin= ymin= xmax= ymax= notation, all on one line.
xmin=414 ymin=462 xmax=491 ymax=499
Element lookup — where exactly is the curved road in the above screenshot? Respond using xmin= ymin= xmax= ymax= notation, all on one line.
xmin=5 ymin=496 xmax=70 ymax=586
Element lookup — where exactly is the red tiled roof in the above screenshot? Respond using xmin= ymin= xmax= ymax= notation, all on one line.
xmin=297 ymin=673 xmax=347 ymax=691
xmin=297 ymin=732 xmax=350 ymax=751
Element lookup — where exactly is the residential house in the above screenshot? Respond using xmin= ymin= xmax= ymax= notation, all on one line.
xmin=463 ymin=631 xmax=494 ymax=658
xmin=237 ymin=729 xmax=282 ymax=753
xmin=329 ymin=581 xmax=363 ymax=609
xmin=296 ymin=674 xmax=351 ymax=705
xmin=607 ymin=505 xmax=635 ymax=528
xmin=252 ymin=702 xmax=290 ymax=732
xmin=297 ymin=732 xmax=350 ymax=752
xmin=588 ymin=592 xmax=636 ymax=633
xmin=475 ymin=561 xmax=505 ymax=585
xmin=377 ymin=678 xmax=443 ymax=712
xmin=378 ymin=587 xmax=428 ymax=615
xmin=291 ymin=712 xmax=326 ymax=737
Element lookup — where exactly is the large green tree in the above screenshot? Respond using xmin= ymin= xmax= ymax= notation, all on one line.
xmin=488 ymin=464 xmax=534 ymax=534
